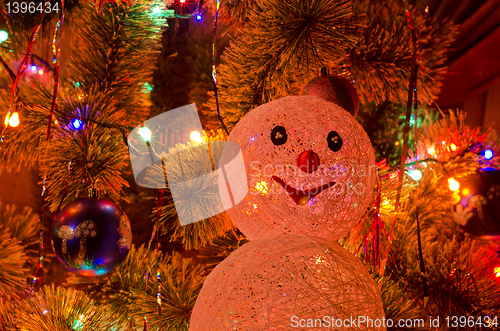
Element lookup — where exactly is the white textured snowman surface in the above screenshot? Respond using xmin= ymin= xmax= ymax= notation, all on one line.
xmin=189 ymin=235 xmax=385 ymax=330
xmin=225 ymin=95 xmax=376 ymax=241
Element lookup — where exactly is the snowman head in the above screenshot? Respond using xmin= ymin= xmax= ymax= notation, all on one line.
xmin=226 ymin=95 xmax=376 ymax=240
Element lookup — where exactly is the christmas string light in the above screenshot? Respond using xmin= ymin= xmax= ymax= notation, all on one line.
xmin=2 ymin=12 xmax=45 ymax=143
xmin=484 ymin=149 xmax=494 ymax=160
xmin=408 ymin=169 xmax=422 ymax=181
xmin=415 ymin=205 xmax=429 ymax=308
xmin=156 ymin=189 xmax=164 ymax=331
xmin=8 ymin=12 xmax=47 ymax=297
xmin=211 ymin=0 xmax=229 ymax=135
xmin=47 ymin=1 xmax=65 ymax=141
xmin=0 ymin=30 xmax=8 ymax=43
xmin=381 ymin=0 xmax=418 ymax=276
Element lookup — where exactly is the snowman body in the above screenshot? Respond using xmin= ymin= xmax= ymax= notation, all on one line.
xmin=190 ymin=96 xmax=385 ymax=330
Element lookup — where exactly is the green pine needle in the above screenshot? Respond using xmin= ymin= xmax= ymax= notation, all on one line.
xmin=66 ymin=245 xmax=206 ymax=330
xmin=0 ymin=231 xmax=29 ymax=300
xmin=14 ymin=285 xmax=113 ymax=330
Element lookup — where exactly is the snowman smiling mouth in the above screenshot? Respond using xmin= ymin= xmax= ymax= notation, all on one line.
xmin=271 ymin=176 xmax=336 ymax=206
xmin=269 ymin=149 xmax=337 ymax=206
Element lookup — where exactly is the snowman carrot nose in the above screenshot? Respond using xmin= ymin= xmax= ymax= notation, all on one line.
xmin=297 ymin=150 xmax=320 ymax=173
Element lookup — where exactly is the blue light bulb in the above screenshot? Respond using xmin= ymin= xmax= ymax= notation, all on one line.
xmin=72 ymin=119 xmax=83 ymax=130
xmin=196 ymin=14 xmax=202 ymax=20
xmin=484 ymin=149 xmax=493 ymax=160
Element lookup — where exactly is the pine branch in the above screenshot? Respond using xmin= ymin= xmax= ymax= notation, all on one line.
xmin=65 ymin=0 xmax=164 ymax=126
xmin=378 ymin=278 xmax=423 ymax=331
xmin=340 ymin=110 xmax=500 ymax=322
xmin=65 ymin=245 xmax=206 ymax=330
xmin=0 ymin=230 xmax=29 ymax=300
xmin=1 ymin=0 xmax=165 ymax=211
xmin=0 ymin=298 xmax=18 ymax=331
xmin=14 ymin=285 xmax=114 ymax=330
xmin=205 ymin=0 xmax=456 ymax=127
xmin=0 ymin=202 xmax=40 ymax=267
xmin=206 ymin=0 xmax=363 ymax=128
xmin=206 ymin=0 xmax=261 ymax=26
xmin=144 ymin=139 xmax=236 ymax=250
xmin=197 ymin=230 xmax=248 ymax=270
xmin=346 ymin=0 xmax=458 ymax=106
xmin=38 ymin=86 xmax=131 ymax=212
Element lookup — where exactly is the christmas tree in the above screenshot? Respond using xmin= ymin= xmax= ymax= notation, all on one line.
xmin=1 ymin=0 xmax=500 ymax=330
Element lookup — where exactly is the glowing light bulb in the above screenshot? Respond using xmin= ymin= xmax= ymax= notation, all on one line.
xmin=408 ymin=169 xmax=422 ymax=181
xmin=0 ymin=30 xmax=8 ymax=43
xmin=180 ymin=0 xmax=186 ymax=3
xmin=152 ymin=6 xmax=161 ymax=14
xmin=448 ymin=177 xmax=460 ymax=191
xmin=461 ymin=188 xmax=470 ymax=196
xmin=196 ymin=13 xmax=202 ymax=20
xmin=72 ymin=119 xmax=83 ymax=130
xmin=8 ymin=112 xmax=19 ymax=127
xmin=255 ymin=181 xmax=268 ymax=194
xmin=427 ymin=146 xmax=436 ymax=155
xmin=190 ymin=131 xmax=202 ymax=143
xmin=31 ymin=65 xmax=37 ymax=72
xmin=4 ymin=113 xmax=10 ymax=126
xmin=450 ymin=143 xmax=457 ymax=151
xmin=484 ymin=149 xmax=494 ymax=160
xmin=139 ymin=127 xmax=152 ymax=142
xmin=38 ymin=69 xmax=44 ymax=75
xmin=495 ymin=266 xmax=500 ymax=278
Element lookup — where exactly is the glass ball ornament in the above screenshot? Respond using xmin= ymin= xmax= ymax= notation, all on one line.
xmin=300 ymin=74 xmax=359 ymax=117
xmin=51 ymin=197 xmax=132 ymax=276
xmin=190 ymin=234 xmax=385 ymax=330
xmin=225 ymin=95 xmax=376 ymax=241
xmin=452 ymin=168 xmax=500 ymax=239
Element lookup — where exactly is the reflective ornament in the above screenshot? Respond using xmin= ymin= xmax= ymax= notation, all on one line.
xmin=190 ymin=235 xmax=385 ymax=330
xmin=452 ymin=168 xmax=500 ymax=238
xmin=226 ymin=95 xmax=376 ymax=241
xmin=51 ymin=197 xmax=132 ymax=276
xmin=300 ymin=74 xmax=359 ymax=117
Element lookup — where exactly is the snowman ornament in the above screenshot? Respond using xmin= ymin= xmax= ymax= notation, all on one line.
xmin=190 ymin=95 xmax=386 ymax=330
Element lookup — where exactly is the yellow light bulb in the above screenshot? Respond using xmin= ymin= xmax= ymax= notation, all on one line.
xmin=4 ymin=113 xmax=10 ymax=126
xmin=8 ymin=112 xmax=19 ymax=127
xmin=255 ymin=181 xmax=268 ymax=194
xmin=448 ymin=177 xmax=460 ymax=191
xmin=190 ymin=131 xmax=202 ymax=143
xmin=450 ymin=143 xmax=457 ymax=151
xmin=427 ymin=146 xmax=436 ymax=155
xmin=495 ymin=266 xmax=500 ymax=278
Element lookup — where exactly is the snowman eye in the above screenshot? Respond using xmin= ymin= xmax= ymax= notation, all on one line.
xmin=271 ymin=126 xmax=288 ymax=145
xmin=327 ymin=131 xmax=343 ymax=152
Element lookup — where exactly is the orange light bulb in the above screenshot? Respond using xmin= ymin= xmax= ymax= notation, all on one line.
xmin=6 ymin=112 xmax=20 ymax=127
xmin=448 ymin=178 xmax=460 ymax=191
